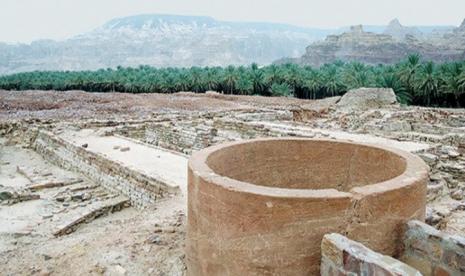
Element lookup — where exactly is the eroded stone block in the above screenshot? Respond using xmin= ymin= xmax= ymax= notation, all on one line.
xmin=321 ymin=233 xmax=421 ymax=276
xmin=401 ymin=220 xmax=465 ymax=276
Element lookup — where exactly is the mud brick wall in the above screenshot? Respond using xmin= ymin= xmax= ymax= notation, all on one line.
xmin=321 ymin=233 xmax=421 ymax=275
xmin=33 ymin=131 xmax=176 ymax=208
xmin=401 ymin=220 xmax=465 ymax=275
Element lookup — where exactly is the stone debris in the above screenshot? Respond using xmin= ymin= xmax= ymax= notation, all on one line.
xmin=0 ymin=186 xmax=40 ymax=205
xmin=401 ymin=220 xmax=465 ymax=275
xmin=321 ymin=233 xmax=421 ymax=276
xmin=53 ymin=196 xmax=129 ymax=237
xmin=292 ymin=96 xmax=341 ymax=122
xmin=27 ymin=178 xmax=83 ymax=191
xmin=147 ymin=234 xmax=162 ymax=245
xmin=1 ymin=91 xmax=465 ymax=275
xmin=419 ymin=153 xmax=439 ymax=165
xmin=17 ymin=165 xmax=84 ymax=191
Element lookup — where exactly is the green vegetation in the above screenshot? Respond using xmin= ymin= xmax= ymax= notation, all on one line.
xmin=1 ymin=54 xmax=465 ymax=107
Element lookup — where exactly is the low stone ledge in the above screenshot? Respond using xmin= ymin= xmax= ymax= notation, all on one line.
xmin=401 ymin=220 xmax=465 ymax=276
xmin=321 ymin=233 xmax=421 ymax=276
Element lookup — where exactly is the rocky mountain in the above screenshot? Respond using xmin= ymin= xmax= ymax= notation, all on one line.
xmin=281 ymin=19 xmax=465 ymax=67
xmin=0 ymin=14 xmax=332 ymax=75
xmin=1 ymin=15 xmax=462 ymax=75
xmin=383 ymin=19 xmax=422 ymax=40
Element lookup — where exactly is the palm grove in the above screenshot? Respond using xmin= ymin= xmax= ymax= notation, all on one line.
xmin=1 ymin=54 xmax=465 ymax=107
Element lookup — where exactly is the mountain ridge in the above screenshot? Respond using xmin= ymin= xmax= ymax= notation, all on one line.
xmin=0 ymin=14 xmax=462 ymax=75
xmin=0 ymin=14 xmax=334 ymax=75
xmin=278 ymin=19 xmax=465 ymax=67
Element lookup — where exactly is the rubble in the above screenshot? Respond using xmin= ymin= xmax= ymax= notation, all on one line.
xmin=52 ymin=196 xmax=129 ymax=236
xmin=321 ymin=233 xmax=421 ymax=275
xmin=0 ymin=186 xmax=40 ymax=205
xmin=292 ymin=96 xmax=341 ymax=121
xmin=1 ymin=90 xmax=465 ymax=275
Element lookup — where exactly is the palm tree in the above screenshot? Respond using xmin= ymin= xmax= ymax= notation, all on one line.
xmin=223 ymin=65 xmax=238 ymax=94
xmin=343 ymin=62 xmax=375 ymax=89
xmin=303 ymin=69 xmax=322 ymax=99
xmin=236 ymin=76 xmax=253 ymax=95
xmin=399 ymin=54 xmax=421 ymax=97
xmin=204 ymin=67 xmax=220 ymax=91
xmin=441 ymin=63 xmax=465 ymax=107
xmin=416 ymin=61 xmax=439 ymax=106
xmin=249 ymin=63 xmax=266 ymax=95
xmin=1 ymin=56 xmax=464 ymax=107
xmin=282 ymin=63 xmax=304 ymax=97
xmin=322 ymin=65 xmax=344 ymax=97
xmin=160 ymin=73 xmax=176 ymax=93
xmin=270 ymin=83 xmax=291 ymax=97
xmin=264 ymin=65 xmax=283 ymax=87
xmin=189 ymin=67 xmax=204 ymax=93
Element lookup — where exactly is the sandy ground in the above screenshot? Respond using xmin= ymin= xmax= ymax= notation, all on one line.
xmin=0 ymin=90 xmax=313 ymax=122
xmin=0 ymin=138 xmax=187 ymax=276
xmin=2 ymin=90 xmax=465 ymax=275
xmin=0 ymin=202 xmax=186 ymax=276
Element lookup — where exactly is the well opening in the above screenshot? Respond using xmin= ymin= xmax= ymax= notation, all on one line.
xmin=188 ymin=138 xmax=428 ymax=275
xmin=206 ymin=139 xmax=407 ymax=191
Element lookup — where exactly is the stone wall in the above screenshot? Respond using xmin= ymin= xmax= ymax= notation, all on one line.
xmin=33 ymin=131 xmax=176 ymax=208
xmin=401 ymin=220 xmax=465 ymax=276
xmin=137 ymin=118 xmax=283 ymax=155
xmin=109 ymin=111 xmax=293 ymax=155
xmin=144 ymin=120 xmax=215 ymax=154
xmin=321 ymin=233 xmax=421 ymax=275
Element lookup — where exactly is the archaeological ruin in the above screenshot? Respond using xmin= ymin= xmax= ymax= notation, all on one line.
xmin=187 ymin=138 xmax=428 ymax=274
xmin=1 ymin=89 xmax=465 ymax=275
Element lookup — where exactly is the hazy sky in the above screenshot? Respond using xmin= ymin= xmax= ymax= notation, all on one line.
xmin=1 ymin=0 xmax=464 ymax=43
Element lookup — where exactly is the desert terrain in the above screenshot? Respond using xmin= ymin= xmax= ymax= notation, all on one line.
xmin=1 ymin=89 xmax=465 ymax=275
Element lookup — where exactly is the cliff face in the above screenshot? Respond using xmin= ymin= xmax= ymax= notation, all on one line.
xmin=290 ymin=20 xmax=465 ymax=67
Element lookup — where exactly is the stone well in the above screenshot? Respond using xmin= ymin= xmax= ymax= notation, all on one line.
xmin=186 ymin=138 xmax=428 ymax=275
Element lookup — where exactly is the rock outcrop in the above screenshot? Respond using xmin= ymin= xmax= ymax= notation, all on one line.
xmin=287 ymin=20 xmax=465 ymax=67
xmin=383 ymin=19 xmax=422 ymax=40
xmin=460 ymin=19 xmax=465 ymax=29
xmin=337 ymin=88 xmax=398 ymax=110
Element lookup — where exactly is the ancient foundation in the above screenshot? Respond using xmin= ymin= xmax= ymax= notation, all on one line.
xmin=187 ymin=138 xmax=429 ymax=275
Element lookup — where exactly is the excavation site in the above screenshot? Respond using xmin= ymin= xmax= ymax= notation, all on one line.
xmin=1 ymin=89 xmax=465 ymax=275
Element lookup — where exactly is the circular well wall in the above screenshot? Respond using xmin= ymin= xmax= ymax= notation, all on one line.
xmin=187 ymin=138 xmax=428 ymax=275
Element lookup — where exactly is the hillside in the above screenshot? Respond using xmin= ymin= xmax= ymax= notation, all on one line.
xmin=278 ymin=19 xmax=465 ymax=67
xmin=0 ymin=14 xmax=331 ymax=75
